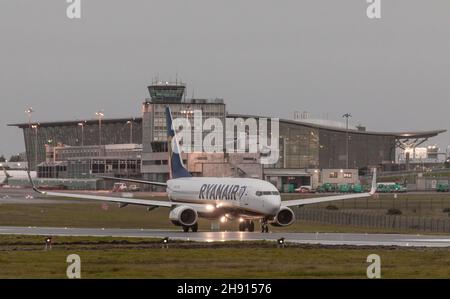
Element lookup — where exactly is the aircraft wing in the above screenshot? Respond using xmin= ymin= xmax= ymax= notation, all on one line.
xmin=281 ymin=168 xmax=377 ymax=208
xmin=98 ymin=176 xmax=167 ymax=187
xmin=27 ymin=172 xmax=212 ymax=212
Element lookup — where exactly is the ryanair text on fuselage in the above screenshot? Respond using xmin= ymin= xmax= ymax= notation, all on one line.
xmin=199 ymin=184 xmax=247 ymax=200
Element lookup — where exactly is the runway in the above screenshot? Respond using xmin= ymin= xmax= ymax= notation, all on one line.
xmin=0 ymin=226 xmax=449 ymax=247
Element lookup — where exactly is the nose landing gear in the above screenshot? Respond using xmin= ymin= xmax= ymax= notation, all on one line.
xmin=261 ymin=219 xmax=269 ymax=233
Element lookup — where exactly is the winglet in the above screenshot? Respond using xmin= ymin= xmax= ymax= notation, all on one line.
xmin=2 ymin=166 xmax=11 ymax=178
xmin=369 ymin=168 xmax=377 ymax=195
xmin=27 ymin=170 xmax=45 ymax=195
xmin=1 ymin=165 xmax=11 ymax=185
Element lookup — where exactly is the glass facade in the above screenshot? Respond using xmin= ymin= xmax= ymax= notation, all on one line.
xmin=20 ymin=119 xmax=142 ymax=170
xmin=277 ymin=123 xmax=320 ymax=169
xmin=318 ymin=130 xmax=396 ymax=169
xmin=148 ymin=84 xmax=186 ymax=103
xmin=257 ymin=119 xmax=395 ymax=170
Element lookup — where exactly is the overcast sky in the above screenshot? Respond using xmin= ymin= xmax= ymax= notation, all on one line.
xmin=1 ymin=0 xmax=450 ymax=157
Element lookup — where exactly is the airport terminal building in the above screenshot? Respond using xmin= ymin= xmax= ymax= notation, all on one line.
xmin=9 ymin=82 xmax=445 ymax=190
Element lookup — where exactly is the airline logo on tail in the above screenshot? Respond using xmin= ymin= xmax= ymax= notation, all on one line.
xmin=165 ymin=106 xmax=192 ymax=179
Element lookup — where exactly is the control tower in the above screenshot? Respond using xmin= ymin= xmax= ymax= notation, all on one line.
xmin=147 ymin=81 xmax=186 ymax=103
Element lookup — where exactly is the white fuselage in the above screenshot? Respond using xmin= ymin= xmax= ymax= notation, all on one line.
xmin=166 ymin=177 xmax=281 ymax=218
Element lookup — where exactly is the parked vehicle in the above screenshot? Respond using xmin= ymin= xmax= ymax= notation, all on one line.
xmin=129 ymin=184 xmax=140 ymax=192
xmin=376 ymin=182 xmax=407 ymax=193
xmin=295 ymin=185 xmax=315 ymax=193
xmin=338 ymin=184 xmax=351 ymax=193
xmin=351 ymin=184 xmax=364 ymax=193
xmin=317 ymin=183 xmax=336 ymax=193
xmin=112 ymin=182 xmax=128 ymax=192
xmin=436 ymin=183 xmax=449 ymax=192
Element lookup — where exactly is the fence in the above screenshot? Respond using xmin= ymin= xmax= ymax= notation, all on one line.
xmin=294 ymin=208 xmax=450 ymax=233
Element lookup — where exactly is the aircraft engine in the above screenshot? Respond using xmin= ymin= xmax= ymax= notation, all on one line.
xmin=270 ymin=207 xmax=295 ymax=227
xmin=169 ymin=205 xmax=198 ymax=227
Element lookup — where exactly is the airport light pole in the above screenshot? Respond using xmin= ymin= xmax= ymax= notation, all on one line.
xmin=78 ymin=122 xmax=85 ymax=146
xmin=126 ymin=120 xmax=133 ymax=144
xmin=25 ymin=107 xmax=34 ymax=167
xmin=31 ymin=124 xmax=38 ymax=171
xmin=25 ymin=107 xmax=34 ymax=127
xmin=95 ymin=111 xmax=104 ymax=146
xmin=342 ymin=113 xmax=352 ymax=169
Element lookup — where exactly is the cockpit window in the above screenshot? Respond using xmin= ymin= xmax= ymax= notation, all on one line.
xmin=256 ymin=191 xmax=278 ymax=196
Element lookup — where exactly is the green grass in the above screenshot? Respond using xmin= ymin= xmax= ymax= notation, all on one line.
xmin=0 ymin=235 xmax=449 ymax=278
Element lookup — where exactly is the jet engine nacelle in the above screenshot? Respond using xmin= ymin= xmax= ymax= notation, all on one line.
xmin=169 ymin=205 xmax=198 ymax=227
xmin=270 ymin=207 xmax=295 ymax=227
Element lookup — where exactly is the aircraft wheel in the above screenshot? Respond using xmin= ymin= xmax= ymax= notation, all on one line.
xmin=239 ymin=222 xmax=246 ymax=232
xmin=182 ymin=226 xmax=189 ymax=232
xmin=191 ymin=223 xmax=198 ymax=232
xmin=248 ymin=221 xmax=255 ymax=232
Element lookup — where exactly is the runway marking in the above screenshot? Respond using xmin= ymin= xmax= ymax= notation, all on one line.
xmin=400 ymin=239 xmax=450 ymax=243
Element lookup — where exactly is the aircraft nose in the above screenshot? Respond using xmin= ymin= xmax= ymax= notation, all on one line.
xmin=267 ymin=196 xmax=281 ymax=214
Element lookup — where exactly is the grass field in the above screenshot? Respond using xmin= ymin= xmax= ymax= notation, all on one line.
xmin=1 ymin=194 xmax=450 ymax=279
xmin=0 ymin=235 xmax=449 ymax=278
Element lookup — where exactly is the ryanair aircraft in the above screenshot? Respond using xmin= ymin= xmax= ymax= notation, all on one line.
xmin=1 ymin=166 xmax=36 ymax=186
xmin=29 ymin=106 xmax=376 ymax=233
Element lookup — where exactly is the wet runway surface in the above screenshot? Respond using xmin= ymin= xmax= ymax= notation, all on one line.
xmin=1 ymin=226 xmax=449 ymax=247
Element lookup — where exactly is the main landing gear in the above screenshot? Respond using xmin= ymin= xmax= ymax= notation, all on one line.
xmin=239 ymin=220 xmax=255 ymax=232
xmin=261 ymin=219 xmax=269 ymax=233
xmin=182 ymin=223 xmax=198 ymax=232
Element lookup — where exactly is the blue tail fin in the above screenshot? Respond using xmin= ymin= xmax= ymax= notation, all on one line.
xmin=166 ymin=106 xmax=192 ymax=179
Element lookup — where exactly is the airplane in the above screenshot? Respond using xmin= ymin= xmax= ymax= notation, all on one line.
xmin=0 ymin=166 xmax=11 ymax=186
xmin=28 ymin=106 xmax=377 ymax=233
xmin=1 ymin=166 xmax=37 ymax=187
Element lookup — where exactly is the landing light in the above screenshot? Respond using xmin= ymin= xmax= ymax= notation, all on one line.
xmin=44 ymin=236 xmax=53 ymax=251
xmin=277 ymin=238 xmax=286 ymax=248
xmin=161 ymin=237 xmax=169 ymax=248
xmin=220 ymin=216 xmax=227 ymax=223
xmin=206 ymin=205 xmax=215 ymax=211
xmin=239 ymin=218 xmax=244 ymax=223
